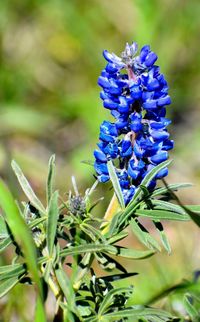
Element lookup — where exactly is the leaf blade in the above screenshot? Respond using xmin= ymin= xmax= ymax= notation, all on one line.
xmin=11 ymin=160 xmax=46 ymax=215
xmin=46 ymin=154 xmax=55 ymax=205
xmin=47 ymin=191 xmax=59 ymax=257
xmin=107 ymin=160 xmax=125 ymax=209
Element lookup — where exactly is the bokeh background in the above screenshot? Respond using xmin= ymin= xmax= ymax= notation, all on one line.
xmin=0 ymin=0 xmax=200 ymax=320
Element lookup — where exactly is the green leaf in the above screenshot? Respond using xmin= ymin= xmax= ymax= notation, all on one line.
xmin=128 ymin=160 xmax=172 ymax=205
xmin=101 ymin=307 xmax=172 ymax=320
xmin=0 ymin=276 xmax=22 ymax=298
xmin=0 ymin=216 xmax=9 ymax=238
xmin=0 ymin=180 xmax=43 ymax=299
xmin=0 ymin=263 xmax=26 ymax=281
xmin=0 ymin=237 xmax=12 ymax=253
xmin=107 ymin=231 xmax=128 ymax=244
xmin=185 ymin=207 xmax=200 ymax=227
xmin=98 ymin=287 xmax=132 ymax=316
xmin=184 ymin=293 xmax=198 ymax=319
xmin=161 ymin=179 xmax=200 ymax=227
xmin=46 ymin=154 xmax=55 ymax=205
xmin=55 ymin=264 xmax=75 ymax=310
xmin=130 ymin=218 xmax=161 ymax=251
xmin=107 ymin=160 xmax=125 ymax=209
xmin=112 ymin=246 xmax=155 ymax=259
xmin=11 ymin=160 xmax=46 ymax=215
xmin=151 ymin=183 xmax=192 ymax=197
xmin=47 ymin=191 xmax=59 ymax=257
xmin=151 ymin=199 xmax=186 ymax=214
xmin=135 ymin=209 xmax=190 ymax=221
xmin=34 ymin=296 xmax=46 ymax=322
xmin=153 ymin=220 xmax=171 ymax=254
xmin=60 ymin=244 xmax=117 ymax=258
xmin=29 ymin=217 xmax=47 ymax=229
xmin=186 ymin=205 xmax=200 ymax=213
xmin=106 ymin=211 xmax=123 ymax=237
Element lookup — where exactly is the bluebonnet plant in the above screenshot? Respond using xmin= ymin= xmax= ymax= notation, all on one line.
xmin=94 ymin=42 xmax=174 ymax=205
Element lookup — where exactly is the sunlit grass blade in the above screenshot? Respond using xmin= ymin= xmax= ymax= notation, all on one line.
xmin=47 ymin=191 xmax=59 ymax=257
xmin=46 ymin=154 xmax=55 ymax=205
xmin=11 ymin=160 xmax=46 ymax=215
xmin=107 ymin=160 xmax=125 ymax=209
xmin=0 ymin=180 xmax=44 ymax=302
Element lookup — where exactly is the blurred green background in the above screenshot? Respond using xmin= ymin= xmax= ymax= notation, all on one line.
xmin=0 ymin=0 xmax=200 ymax=320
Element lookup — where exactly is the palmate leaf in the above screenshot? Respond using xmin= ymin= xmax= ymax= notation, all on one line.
xmin=11 ymin=160 xmax=46 ymax=215
xmin=107 ymin=160 xmax=125 ymax=209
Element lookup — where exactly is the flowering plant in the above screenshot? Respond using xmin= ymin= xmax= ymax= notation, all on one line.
xmin=0 ymin=42 xmax=200 ymax=322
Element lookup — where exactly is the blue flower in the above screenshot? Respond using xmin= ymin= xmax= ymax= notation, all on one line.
xmin=94 ymin=42 xmax=173 ymax=205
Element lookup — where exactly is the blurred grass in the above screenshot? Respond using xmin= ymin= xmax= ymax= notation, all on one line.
xmin=0 ymin=0 xmax=200 ymax=320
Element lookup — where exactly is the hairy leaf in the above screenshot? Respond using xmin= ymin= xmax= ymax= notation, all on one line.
xmin=46 ymin=154 xmax=56 ymax=205
xmin=47 ymin=191 xmax=59 ymax=257
xmin=135 ymin=209 xmax=190 ymax=221
xmin=107 ymin=160 xmax=125 ymax=209
xmin=11 ymin=160 xmax=46 ymax=215
xmin=130 ymin=218 xmax=161 ymax=251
